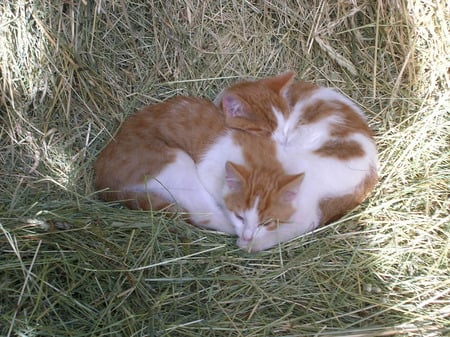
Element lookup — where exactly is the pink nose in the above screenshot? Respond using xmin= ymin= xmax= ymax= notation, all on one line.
xmin=243 ymin=228 xmax=253 ymax=241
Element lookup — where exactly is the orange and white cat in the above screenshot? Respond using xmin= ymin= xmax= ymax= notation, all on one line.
xmin=215 ymin=72 xmax=378 ymax=251
xmin=94 ymin=96 xmax=304 ymax=250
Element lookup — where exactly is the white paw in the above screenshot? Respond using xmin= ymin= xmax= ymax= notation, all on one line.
xmin=192 ymin=212 xmax=236 ymax=235
xmin=210 ymin=213 xmax=236 ymax=234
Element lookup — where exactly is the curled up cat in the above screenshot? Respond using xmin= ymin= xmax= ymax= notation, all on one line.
xmin=215 ymin=72 xmax=378 ymax=250
xmin=94 ymin=72 xmax=378 ymax=252
xmin=94 ymin=96 xmax=304 ymax=251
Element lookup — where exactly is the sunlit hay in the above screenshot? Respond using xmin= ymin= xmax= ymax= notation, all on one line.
xmin=0 ymin=0 xmax=448 ymax=336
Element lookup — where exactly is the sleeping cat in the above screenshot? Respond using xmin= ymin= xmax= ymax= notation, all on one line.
xmin=215 ymin=73 xmax=378 ymax=251
xmin=94 ymin=96 xmax=304 ymax=249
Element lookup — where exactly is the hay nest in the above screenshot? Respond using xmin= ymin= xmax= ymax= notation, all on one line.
xmin=1 ymin=0 xmax=448 ymax=336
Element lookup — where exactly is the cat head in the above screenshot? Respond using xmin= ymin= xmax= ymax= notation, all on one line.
xmin=223 ymin=161 xmax=304 ymax=251
xmin=215 ymin=72 xmax=295 ymax=137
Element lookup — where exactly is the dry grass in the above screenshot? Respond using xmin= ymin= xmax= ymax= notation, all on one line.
xmin=1 ymin=0 xmax=448 ymax=336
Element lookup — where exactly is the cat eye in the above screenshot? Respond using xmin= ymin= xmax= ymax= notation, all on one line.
xmin=259 ymin=219 xmax=274 ymax=227
xmin=259 ymin=219 xmax=285 ymax=228
xmin=234 ymin=213 xmax=244 ymax=222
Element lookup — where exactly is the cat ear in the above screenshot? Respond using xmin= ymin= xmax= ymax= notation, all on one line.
xmin=225 ymin=161 xmax=248 ymax=191
xmin=266 ymin=71 xmax=296 ymax=97
xmin=222 ymin=94 xmax=248 ymax=118
xmin=279 ymin=172 xmax=304 ymax=203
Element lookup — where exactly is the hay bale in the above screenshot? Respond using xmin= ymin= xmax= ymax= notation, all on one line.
xmin=1 ymin=0 xmax=448 ymax=336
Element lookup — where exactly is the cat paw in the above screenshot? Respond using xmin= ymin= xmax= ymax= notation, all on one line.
xmin=192 ymin=213 xmax=236 ymax=235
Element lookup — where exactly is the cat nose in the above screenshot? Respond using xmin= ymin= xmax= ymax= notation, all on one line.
xmin=242 ymin=228 xmax=253 ymax=241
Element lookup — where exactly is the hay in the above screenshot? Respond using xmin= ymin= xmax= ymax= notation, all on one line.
xmin=1 ymin=0 xmax=448 ymax=336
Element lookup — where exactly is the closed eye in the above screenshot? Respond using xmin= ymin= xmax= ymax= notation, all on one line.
xmin=259 ymin=219 xmax=288 ymax=228
xmin=259 ymin=218 xmax=275 ymax=227
xmin=234 ymin=213 xmax=244 ymax=222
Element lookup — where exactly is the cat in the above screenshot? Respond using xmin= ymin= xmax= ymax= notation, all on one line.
xmin=94 ymin=96 xmax=305 ymax=250
xmin=214 ymin=72 xmax=378 ymax=251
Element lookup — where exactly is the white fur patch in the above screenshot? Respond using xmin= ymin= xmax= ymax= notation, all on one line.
xmin=272 ymin=106 xmax=302 ymax=146
xmin=125 ymin=151 xmax=235 ymax=234
xmin=242 ymin=198 xmax=260 ymax=241
xmin=197 ymin=131 xmax=245 ymax=198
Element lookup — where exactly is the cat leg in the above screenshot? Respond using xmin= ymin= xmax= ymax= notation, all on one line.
xmin=125 ymin=151 xmax=236 ymax=235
